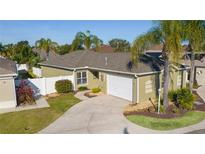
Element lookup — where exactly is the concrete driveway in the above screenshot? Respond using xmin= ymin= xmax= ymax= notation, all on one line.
xmin=39 ymin=95 xmax=157 ymax=134
xmin=39 ymin=94 xmax=205 ymax=134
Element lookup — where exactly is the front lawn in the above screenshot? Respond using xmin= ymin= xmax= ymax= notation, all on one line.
xmin=0 ymin=93 xmax=80 ymax=134
xmin=127 ymin=111 xmax=205 ymax=131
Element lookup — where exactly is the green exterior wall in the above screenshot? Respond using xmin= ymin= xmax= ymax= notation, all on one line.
xmin=138 ymin=73 xmax=160 ymax=103
xmin=134 ymin=69 xmax=187 ymax=103
xmin=75 ymin=69 xmax=107 ymax=93
xmin=41 ymin=66 xmax=73 ymax=77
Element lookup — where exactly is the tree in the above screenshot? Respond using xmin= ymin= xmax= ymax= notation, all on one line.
xmin=0 ymin=41 xmax=40 ymax=67
xmin=56 ymin=44 xmax=71 ymax=55
xmin=132 ymin=21 xmax=183 ymax=109
xmin=35 ymin=38 xmax=58 ymax=55
xmin=108 ymin=39 xmax=130 ymax=52
xmin=0 ymin=43 xmax=14 ymax=58
xmin=182 ymin=21 xmax=205 ymax=93
xmin=0 ymin=43 xmax=3 ymax=52
xmin=13 ymin=41 xmax=40 ymax=66
xmin=71 ymin=30 xmax=103 ymax=51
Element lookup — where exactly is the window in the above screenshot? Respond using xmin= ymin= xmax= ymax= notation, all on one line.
xmin=177 ymin=74 xmax=182 ymax=87
xmin=77 ymin=71 xmax=87 ymax=85
xmin=145 ymin=80 xmax=153 ymax=93
xmin=92 ymin=71 xmax=99 ymax=79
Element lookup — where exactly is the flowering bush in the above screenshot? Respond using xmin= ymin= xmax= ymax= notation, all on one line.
xmin=16 ymin=80 xmax=35 ymax=105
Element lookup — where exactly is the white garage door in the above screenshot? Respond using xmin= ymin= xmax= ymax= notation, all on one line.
xmin=107 ymin=74 xmax=133 ymax=101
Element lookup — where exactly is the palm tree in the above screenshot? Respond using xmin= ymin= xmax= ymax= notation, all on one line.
xmin=132 ymin=21 xmax=183 ymax=109
xmin=71 ymin=30 xmax=103 ymax=51
xmin=35 ymin=38 xmax=58 ymax=55
xmin=0 ymin=44 xmax=15 ymax=58
xmin=182 ymin=21 xmax=205 ymax=93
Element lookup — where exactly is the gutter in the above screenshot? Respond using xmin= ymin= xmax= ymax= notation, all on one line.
xmin=0 ymin=73 xmax=18 ymax=78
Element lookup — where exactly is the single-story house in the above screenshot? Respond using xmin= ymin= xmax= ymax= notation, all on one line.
xmin=39 ymin=50 xmax=188 ymax=103
xmin=0 ymin=57 xmax=17 ymax=109
xmin=184 ymin=57 xmax=205 ymax=86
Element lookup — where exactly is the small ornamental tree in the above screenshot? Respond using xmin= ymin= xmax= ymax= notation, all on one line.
xmin=16 ymin=80 xmax=35 ymax=105
xmin=55 ymin=79 xmax=72 ymax=93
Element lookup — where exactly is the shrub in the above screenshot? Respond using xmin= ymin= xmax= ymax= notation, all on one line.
xmin=172 ymin=106 xmax=180 ymax=113
xmin=168 ymin=90 xmax=177 ymax=102
xmin=92 ymin=87 xmax=101 ymax=93
xmin=55 ymin=80 xmax=72 ymax=93
xmin=16 ymin=80 xmax=35 ymax=105
xmin=193 ymin=81 xmax=200 ymax=89
xmin=78 ymin=86 xmax=88 ymax=91
xmin=177 ymin=88 xmax=194 ymax=110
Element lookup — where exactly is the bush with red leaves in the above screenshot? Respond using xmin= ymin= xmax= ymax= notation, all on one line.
xmin=16 ymin=80 xmax=35 ymax=105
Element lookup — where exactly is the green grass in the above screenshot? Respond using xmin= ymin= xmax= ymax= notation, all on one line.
xmin=127 ymin=111 xmax=205 ymax=131
xmin=0 ymin=93 xmax=80 ymax=134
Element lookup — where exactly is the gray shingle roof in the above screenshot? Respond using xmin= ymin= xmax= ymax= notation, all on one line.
xmin=0 ymin=57 xmax=17 ymax=76
xmin=39 ymin=50 xmax=164 ymax=74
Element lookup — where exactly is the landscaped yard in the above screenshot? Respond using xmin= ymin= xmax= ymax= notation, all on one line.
xmin=0 ymin=93 xmax=80 ymax=134
xmin=127 ymin=111 xmax=205 ymax=131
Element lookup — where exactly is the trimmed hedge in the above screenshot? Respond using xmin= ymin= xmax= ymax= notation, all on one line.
xmin=55 ymin=79 xmax=72 ymax=93
xmin=78 ymin=86 xmax=88 ymax=91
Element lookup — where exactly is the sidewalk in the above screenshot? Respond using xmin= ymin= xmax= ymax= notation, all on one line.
xmin=0 ymin=97 xmax=49 ymax=114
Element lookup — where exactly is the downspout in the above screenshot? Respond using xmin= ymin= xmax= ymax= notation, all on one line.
xmin=135 ymin=74 xmax=139 ymax=103
xmin=73 ymin=69 xmax=77 ymax=91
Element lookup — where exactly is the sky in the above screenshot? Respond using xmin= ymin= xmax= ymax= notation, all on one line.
xmin=0 ymin=20 xmax=153 ymax=45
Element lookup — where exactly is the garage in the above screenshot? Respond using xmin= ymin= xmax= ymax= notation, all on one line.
xmin=107 ymin=74 xmax=133 ymax=101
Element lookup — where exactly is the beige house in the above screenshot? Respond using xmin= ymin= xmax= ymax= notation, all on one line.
xmin=39 ymin=50 xmax=188 ymax=104
xmin=0 ymin=58 xmax=17 ymax=109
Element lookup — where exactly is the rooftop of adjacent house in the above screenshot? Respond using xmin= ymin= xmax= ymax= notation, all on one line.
xmin=92 ymin=45 xmax=115 ymax=53
xmin=184 ymin=59 xmax=205 ymax=67
xmin=0 ymin=57 xmax=17 ymax=76
xmin=39 ymin=50 xmax=164 ymax=75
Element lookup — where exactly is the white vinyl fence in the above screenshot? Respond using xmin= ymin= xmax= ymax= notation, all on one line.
xmin=15 ymin=75 xmax=74 ymax=97
xmin=32 ymin=67 xmax=42 ymax=77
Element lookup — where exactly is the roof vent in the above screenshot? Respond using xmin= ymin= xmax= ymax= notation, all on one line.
xmin=105 ymin=57 xmax=108 ymax=66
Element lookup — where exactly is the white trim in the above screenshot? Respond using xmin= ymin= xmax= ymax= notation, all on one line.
xmin=0 ymin=76 xmax=14 ymax=80
xmin=0 ymin=73 xmax=17 ymax=77
xmin=136 ymin=77 xmax=139 ymax=103
xmin=12 ymin=78 xmax=17 ymax=107
xmin=76 ymin=70 xmax=88 ymax=86
xmin=73 ymin=70 xmax=77 ymax=91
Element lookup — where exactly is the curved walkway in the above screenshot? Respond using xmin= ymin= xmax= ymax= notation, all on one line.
xmin=197 ymin=85 xmax=205 ymax=102
xmin=39 ymin=94 xmax=205 ymax=134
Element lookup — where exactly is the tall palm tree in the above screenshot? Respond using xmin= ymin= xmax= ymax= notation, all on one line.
xmin=182 ymin=21 xmax=205 ymax=93
xmin=132 ymin=21 xmax=183 ymax=109
xmin=35 ymin=38 xmax=58 ymax=55
xmin=71 ymin=30 xmax=103 ymax=51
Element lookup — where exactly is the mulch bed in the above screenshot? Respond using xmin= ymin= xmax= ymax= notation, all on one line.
xmin=124 ymin=105 xmax=186 ymax=119
xmin=124 ymin=111 xmax=185 ymax=119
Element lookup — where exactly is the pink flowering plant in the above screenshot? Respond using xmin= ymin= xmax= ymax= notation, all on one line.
xmin=16 ymin=80 xmax=35 ymax=105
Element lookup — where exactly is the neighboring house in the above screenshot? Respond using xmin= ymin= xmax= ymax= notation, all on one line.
xmin=0 ymin=57 xmax=17 ymax=109
xmin=92 ymin=45 xmax=115 ymax=53
xmin=39 ymin=50 xmax=188 ymax=103
xmin=184 ymin=55 xmax=205 ymax=85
